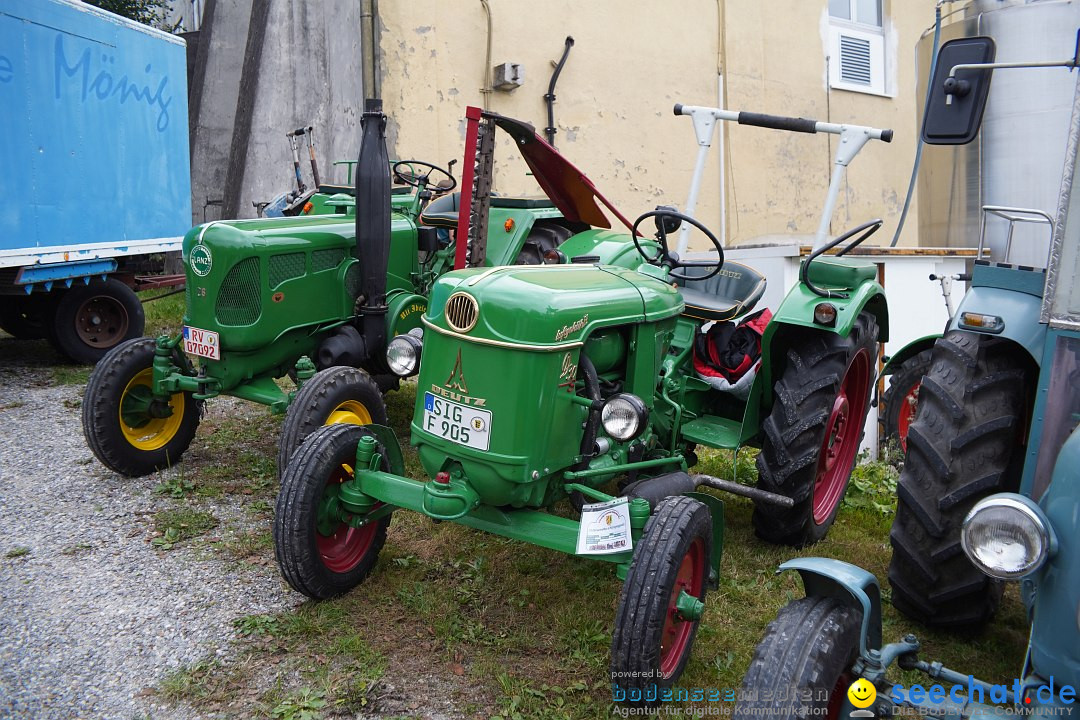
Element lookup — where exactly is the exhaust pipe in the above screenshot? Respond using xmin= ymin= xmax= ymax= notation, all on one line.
xmin=351 ymin=98 xmax=391 ymax=371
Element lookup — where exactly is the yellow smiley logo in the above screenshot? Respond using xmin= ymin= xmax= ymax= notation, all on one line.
xmin=847 ymin=678 xmax=876 ymax=709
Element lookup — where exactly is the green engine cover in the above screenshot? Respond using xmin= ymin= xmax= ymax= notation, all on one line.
xmin=182 ymin=213 xmax=419 ymax=389
xmin=410 ymin=264 xmax=683 ymax=508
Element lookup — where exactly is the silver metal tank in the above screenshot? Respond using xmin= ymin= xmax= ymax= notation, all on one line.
xmin=916 ymin=0 xmax=1080 ymax=267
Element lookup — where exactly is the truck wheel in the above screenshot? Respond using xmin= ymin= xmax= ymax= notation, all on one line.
xmin=275 ymin=423 xmax=391 ymax=599
xmin=52 ymin=279 xmax=145 ymax=364
xmin=888 ymin=332 xmax=1029 ymax=631
xmin=881 ymin=349 xmax=933 ymax=453
xmin=610 ymin=495 xmax=711 ymax=702
xmin=83 ymin=338 xmax=202 ymax=477
xmin=277 ymin=366 xmax=388 ymax=477
xmin=0 ymin=295 xmax=53 ymax=340
xmin=753 ymin=312 xmax=878 ymax=547
xmin=734 ymin=596 xmax=861 ymax=720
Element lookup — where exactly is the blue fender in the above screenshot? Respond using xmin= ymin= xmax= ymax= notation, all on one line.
xmin=947 ymin=285 xmax=1046 ymax=368
xmin=779 ymin=557 xmax=883 ymax=658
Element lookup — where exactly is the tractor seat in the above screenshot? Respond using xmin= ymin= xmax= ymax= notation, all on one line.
xmin=675 ymin=261 xmax=767 ymax=323
xmin=801 ymin=257 xmax=877 ymax=289
xmin=418 ymin=192 xmax=462 ymax=229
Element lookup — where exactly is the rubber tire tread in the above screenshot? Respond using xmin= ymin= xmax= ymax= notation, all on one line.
xmin=277 ymin=366 xmax=388 ymax=478
xmin=82 ymin=337 xmax=202 ymax=477
xmin=0 ymin=295 xmax=52 ymax=340
xmin=52 ymin=278 xmax=145 ymax=364
xmin=734 ymin=596 xmax=861 ymax=720
xmin=753 ymin=312 xmax=879 ymax=547
xmin=887 ymin=331 xmax=1029 ymax=631
xmin=274 ymin=423 xmax=390 ymax=599
xmin=610 ymin=495 xmax=712 ymax=702
xmin=881 ymin=349 xmax=933 ymax=450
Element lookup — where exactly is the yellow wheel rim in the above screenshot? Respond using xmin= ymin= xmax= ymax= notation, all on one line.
xmin=325 ymin=400 xmax=372 ymax=426
xmin=119 ymin=368 xmax=186 ymax=451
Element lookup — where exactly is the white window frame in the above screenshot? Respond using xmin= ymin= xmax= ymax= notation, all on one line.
xmin=827 ymin=1 xmax=890 ymax=97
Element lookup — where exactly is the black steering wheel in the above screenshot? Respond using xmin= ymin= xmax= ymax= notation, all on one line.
xmin=801 ymin=218 xmax=883 ymax=299
xmin=631 ymin=208 xmax=725 ymax=281
xmin=392 ymin=160 xmax=457 ymax=192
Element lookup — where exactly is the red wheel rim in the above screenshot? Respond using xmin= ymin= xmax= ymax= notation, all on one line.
xmin=659 ymin=537 xmax=706 ymax=678
xmin=316 ymin=464 xmax=378 ymax=573
xmin=895 ymin=380 xmax=920 ymax=452
xmin=75 ymin=295 xmax=129 ymax=347
xmin=812 ymin=349 xmax=871 ymax=525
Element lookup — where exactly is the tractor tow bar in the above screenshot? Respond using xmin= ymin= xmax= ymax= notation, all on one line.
xmin=692 ymin=474 xmax=795 ymax=508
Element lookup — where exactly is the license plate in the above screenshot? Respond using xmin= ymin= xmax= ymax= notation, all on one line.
xmin=182 ymin=326 xmax=220 ymax=360
xmin=423 ymin=393 xmax=491 ymax=451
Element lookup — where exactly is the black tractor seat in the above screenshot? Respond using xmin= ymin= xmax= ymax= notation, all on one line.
xmin=675 ymin=261 xmax=767 ymax=323
xmin=419 ymin=192 xmax=463 ymax=228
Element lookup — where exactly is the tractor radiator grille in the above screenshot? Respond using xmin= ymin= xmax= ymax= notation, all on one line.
xmin=269 ymin=252 xmax=305 ymax=288
xmin=215 ymin=257 xmax=262 ymax=326
xmin=344 ymin=263 xmax=362 ymax=299
xmin=445 ymin=292 xmax=478 ymax=333
xmin=312 ymin=248 xmax=346 ymax=273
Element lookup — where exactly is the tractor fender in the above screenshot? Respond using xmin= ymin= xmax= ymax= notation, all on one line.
xmin=386 ymin=290 xmax=428 ymax=338
xmin=778 ymin=557 xmax=883 ymax=658
xmin=946 ymin=285 xmax=1046 ymax=368
xmin=881 ymin=334 xmax=940 ymax=377
xmin=358 ymin=424 xmax=406 ymax=476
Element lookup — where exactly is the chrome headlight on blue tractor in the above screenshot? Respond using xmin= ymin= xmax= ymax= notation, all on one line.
xmin=961 ymin=494 xmax=1057 ymax=580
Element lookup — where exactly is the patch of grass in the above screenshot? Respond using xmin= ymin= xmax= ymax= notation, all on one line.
xmin=152 ymin=508 xmax=217 ymax=550
xmin=270 ymin=687 xmax=327 ymax=720
xmin=139 ymin=289 xmax=185 ymax=337
xmin=52 ymin=364 xmax=91 ymax=386
xmin=158 ymin=656 xmax=249 ymax=705
xmin=5 ymin=546 xmax=30 ymax=558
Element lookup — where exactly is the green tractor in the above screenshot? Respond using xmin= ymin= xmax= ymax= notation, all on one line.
xmin=273 ymin=102 xmax=893 ymax=693
xmin=82 ymin=101 xmax=580 ymax=478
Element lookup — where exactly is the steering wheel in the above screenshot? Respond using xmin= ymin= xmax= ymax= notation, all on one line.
xmin=631 ymin=208 xmax=725 ymax=281
xmin=392 ymin=160 xmax=457 ymax=192
xmin=801 ymin=218 xmax=883 ymax=298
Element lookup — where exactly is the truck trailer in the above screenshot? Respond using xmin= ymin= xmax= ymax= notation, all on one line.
xmin=0 ymin=0 xmax=191 ymax=363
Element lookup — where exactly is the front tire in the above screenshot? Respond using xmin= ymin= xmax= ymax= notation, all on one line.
xmin=274 ymin=423 xmax=391 ymax=599
xmin=277 ymin=366 xmax=388 ymax=477
xmin=735 ymin=596 xmax=861 ymax=720
xmin=52 ymin=279 xmax=145 ymax=364
xmin=888 ymin=332 xmax=1030 ymax=631
xmin=611 ymin=495 xmax=711 ymax=701
xmin=754 ymin=312 xmax=878 ymax=546
xmin=82 ymin=338 xmax=202 ymax=477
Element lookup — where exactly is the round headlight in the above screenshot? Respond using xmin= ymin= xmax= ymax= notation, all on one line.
xmin=601 ymin=394 xmax=648 ymax=442
xmin=961 ymin=496 xmax=1051 ymax=580
xmin=386 ymin=334 xmax=422 ymax=377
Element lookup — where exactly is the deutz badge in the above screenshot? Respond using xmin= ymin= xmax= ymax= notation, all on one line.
xmin=445 ymin=349 xmax=468 ymax=393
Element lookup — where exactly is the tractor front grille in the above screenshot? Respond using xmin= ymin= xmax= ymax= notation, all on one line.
xmin=344 ymin=263 xmax=362 ymax=299
xmin=215 ymin=257 xmax=262 ymax=326
xmin=445 ymin=292 xmax=478 ymax=333
xmin=269 ymin=252 xmax=305 ymax=288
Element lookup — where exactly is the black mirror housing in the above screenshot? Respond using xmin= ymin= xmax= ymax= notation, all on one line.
xmin=922 ymin=36 xmax=996 ymax=145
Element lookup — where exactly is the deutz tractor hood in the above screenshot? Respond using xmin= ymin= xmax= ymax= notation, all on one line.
xmin=424 ymin=265 xmax=683 ymax=347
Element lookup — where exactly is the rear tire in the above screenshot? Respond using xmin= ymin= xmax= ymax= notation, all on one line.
xmin=754 ymin=312 xmax=878 ymax=547
xmin=52 ymin=279 xmax=145 ymax=364
xmin=277 ymin=366 xmax=388 ymax=477
xmin=888 ymin=331 xmax=1030 ymax=631
xmin=881 ymin=349 xmax=933 ymax=453
xmin=83 ymin=337 xmax=202 ymax=477
xmin=611 ymin=495 xmax=711 ymax=703
xmin=0 ymin=295 xmax=53 ymax=340
xmin=274 ymin=423 xmax=391 ymax=599
xmin=735 ymin=596 xmax=861 ymax=720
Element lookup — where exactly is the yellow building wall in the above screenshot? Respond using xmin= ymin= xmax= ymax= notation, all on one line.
xmin=376 ymin=0 xmax=936 ymax=249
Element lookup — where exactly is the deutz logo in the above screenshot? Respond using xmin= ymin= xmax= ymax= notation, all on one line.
xmin=189 ymin=245 xmax=213 ymax=277
xmin=433 ymin=349 xmax=487 ymax=406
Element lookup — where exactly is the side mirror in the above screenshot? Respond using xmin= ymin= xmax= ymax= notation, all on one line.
xmin=922 ymin=36 xmax=996 ymax=145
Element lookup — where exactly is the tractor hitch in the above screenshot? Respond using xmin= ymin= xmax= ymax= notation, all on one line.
xmin=692 ymin=474 xmax=796 ymax=508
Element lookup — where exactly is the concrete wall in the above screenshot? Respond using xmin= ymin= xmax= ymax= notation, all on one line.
xmin=377 ymin=0 xmax=937 ymax=249
xmin=187 ymin=0 xmax=364 ymax=223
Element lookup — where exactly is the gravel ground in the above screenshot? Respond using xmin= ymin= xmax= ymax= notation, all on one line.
xmin=0 ymin=357 xmax=290 ymax=719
